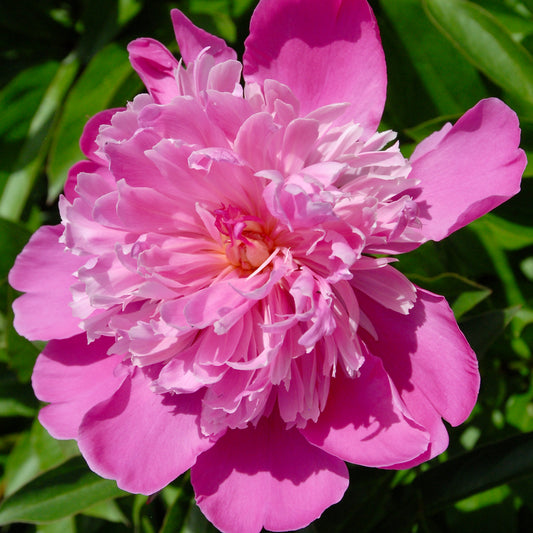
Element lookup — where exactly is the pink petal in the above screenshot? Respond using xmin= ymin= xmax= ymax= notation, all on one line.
xmin=80 ymin=108 xmax=123 ymax=164
xmin=301 ymin=354 xmax=430 ymax=467
xmin=410 ymin=98 xmax=526 ymax=242
xmin=191 ymin=414 xmax=348 ymax=533
xmin=384 ymin=385 xmax=450 ymax=469
xmin=128 ymin=38 xmax=180 ymax=104
xmin=9 ymin=225 xmax=87 ymax=340
xmin=244 ymin=0 xmax=386 ymax=133
xmin=350 ymin=264 xmax=416 ymax=315
xmin=171 ymin=9 xmax=236 ymax=66
xmin=32 ymin=335 xmax=124 ymax=439
xmin=64 ymin=160 xmax=102 ymax=202
xmin=78 ymin=368 xmax=214 ymax=495
xmin=359 ymin=287 xmax=480 ymax=428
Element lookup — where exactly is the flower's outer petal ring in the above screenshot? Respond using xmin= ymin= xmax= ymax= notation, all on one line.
xmin=410 ymin=98 xmax=526 ymax=243
xmin=191 ymin=414 xmax=348 ymax=533
xmin=244 ymin=0 xmax=386 ymax=134
xmin=9 ymin=225 xmax=87 ymax=341
xmin=301 ymin=354 xmax=431 ymax=467
xmin=32 ymin=335 xmax=124 ymax=439
xmin=359 ymin=287 xmax=480 ymax=428
xmin=78 ymin=368 xmax=215 ymax=495
xmin=171 ymin=9 xmax=237 ymax=65
xmin=128 ymin=38 xmax=180 ymax=104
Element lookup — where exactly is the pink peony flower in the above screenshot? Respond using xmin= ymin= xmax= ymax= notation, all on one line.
xmin=9 ymin=0 xmax=525 ymax=531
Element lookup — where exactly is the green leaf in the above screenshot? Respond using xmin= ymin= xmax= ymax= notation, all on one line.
xmin=159 ymin=481 xmax=194 ymax=533
xmin=36 ymin=516 xmax=76 ymax=533
xmin=0 ymin=53 xmax=80 ymax=221
xmin=82 ymin=499 xmax=128 ymax=524
xmin=461 ymin=306 xmax=520 ymax=355
xmin=471 ymin=0 xmax=533 ymax=43
xmin=377 ymin=431 xmax=533 ymax=531
xmin=406 ymin=273 xmax=491 ymax=319
xmin=3 ymin=419 xmax=79 ymax=497
xmin=423 ymin=0 xmax=533 ymax=104
xmin=0 ymin=61 xmax=59 ymax=192
xmin=506 ymin=390 xmax=533 ymax=431
xmin=0 ymin=457 xmax=126 ymax=525
xmin=0 ymin=217 xmax=31 ymax=278
xmin=47 ymin=43 xmax=134 ymax=202
xmin=471 ymin=213 xmax=533 ymax=251
xmin=381 ymin=0 xmax=488 ymax=115
xmin=0 ymin=372 xmax=37 ymax=417
xmin=404 ymin=114 xmax=459 ymax=143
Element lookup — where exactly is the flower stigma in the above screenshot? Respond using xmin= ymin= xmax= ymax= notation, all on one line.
xmin=214 ymin=205 xmax=274 ymax=271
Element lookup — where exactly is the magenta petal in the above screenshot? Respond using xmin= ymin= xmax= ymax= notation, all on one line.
xmin=244 ymin=0 xmax=386 ymax=133
xmin=32 ymin=335 xmax=124 ymax=439
xmin=301 ymin=355 xmax=430 ymax=467
xmin=78 ymin=368 xmax=214 ymax=494
xmin=359 ymin=287 xmax=480 ymax=427
xmin=410 ymin=98 xmax=526 ymax=242
xmin=171 ymin=9 xmax=236 ymax=65
xmin=128 ymin=38 xmax=180 ymax=104
xmin=79 ymin=108 xmax=122 ymax=163
xmin=191 ymin=414 xmax=348 ymax=533
xmin=384 ymin=386 xmax=450 ymax=469
xmin=9 ymin=225 xmax=87 ymax=340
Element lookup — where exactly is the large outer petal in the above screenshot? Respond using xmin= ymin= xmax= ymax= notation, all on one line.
xmin=410 ymin=98 xmax=526 ymax=242
xmin=9 ymin=225 xmax=87 ymax=341
xmin=78 ymin=367 xmax=215 ymax=495
xmin=301 ymin=354 xmax=430 ymax=467
xmin=243 ymin=0 xmax=386 ymax=133
xmin=191 ymin=414 xmax=348 ymax=533
xmin=32 ymin=335 xmax=124 ymax=439
xmin=358 ymin=287 xmax=480 ymax=428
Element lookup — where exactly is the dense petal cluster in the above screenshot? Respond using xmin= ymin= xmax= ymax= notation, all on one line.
xmin=10 ymin=1 xmax=525 ymax=532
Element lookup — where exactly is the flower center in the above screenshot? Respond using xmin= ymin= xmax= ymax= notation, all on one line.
xmin=214 ymin=205 xmax=273 ymax=270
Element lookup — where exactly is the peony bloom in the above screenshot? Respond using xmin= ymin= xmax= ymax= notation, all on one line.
xmin=9 ymin=0 xmax=525 ymax=531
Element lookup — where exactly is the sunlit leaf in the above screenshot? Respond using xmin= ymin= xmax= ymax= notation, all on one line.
xmin=381 ymin=0 xmax=487 ymax=115
xmin=82 ymin=499 xmax=128 ymax=524
xmin=0 ymin=457 xmax=126 ymax=525
xmin=424 ymin=0 xmax=533 ymax=104
xmin=3 ymin=419 xmax=79 ymax=497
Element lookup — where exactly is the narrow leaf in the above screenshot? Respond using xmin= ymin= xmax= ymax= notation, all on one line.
xmin=424 ymin=0 xmax=533 ymax=104
xmin=0 ymin=457 xmax=126 ymax=525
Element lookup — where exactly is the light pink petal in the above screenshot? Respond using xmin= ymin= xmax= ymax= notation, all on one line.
xmin=64 ymin=160 xmax=102 ymax=202
xmin=171 ymin=9 xmax=236 ymax=65
xmin=359 ymin=287 xmax=480 ymax=427
xmin=350 ymin=264 xmax=416 ymax=315
xmin=191 ymin=414 xmax=348 ymax=533
xmin=244 ymin=0 xmax=386 ymax=133
xmin=32 ymin=335 xmax=124 ymax=439
xmin=410 ymin=98 xmax=526 ymax=242
xmin=9 ymin=225 xmax=87 ymax=340
xmin=301 ymin=354 xmax=430 ymax=467
xmin=128 ymin=38 xmax=180 ymax=104
xmin=80 ymin=108 xmax=123 ymax=164
xmin=138 ymin=98 xmax=229 ymax=147
xmin=78 ymin=368 xmax=215 ymax=495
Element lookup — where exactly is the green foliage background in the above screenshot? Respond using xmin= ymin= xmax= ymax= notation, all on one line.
xmin=1 ymin=0 xmax=533 ymax=531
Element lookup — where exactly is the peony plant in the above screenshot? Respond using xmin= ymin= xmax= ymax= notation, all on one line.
xmin=9 ymin=0 xmax=525 ymax=532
